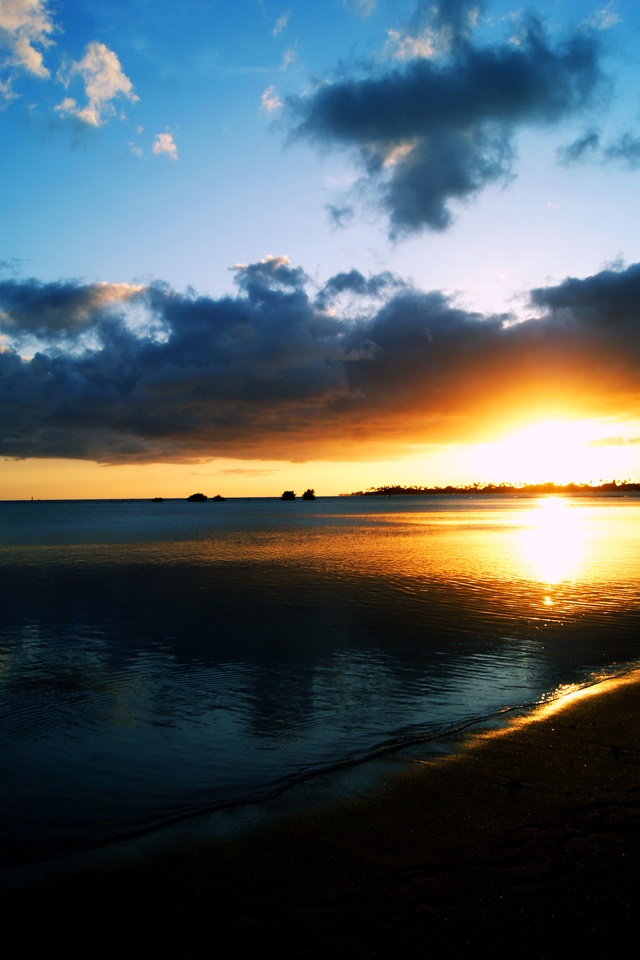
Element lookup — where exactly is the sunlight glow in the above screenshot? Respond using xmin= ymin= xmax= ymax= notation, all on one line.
xmin=517 ymin=497 xmax=587 ymax=585
xmin=3 ymin=415 xmax=640 ymax=501
xmin=468 ymin=419 xmax=635 ymax=486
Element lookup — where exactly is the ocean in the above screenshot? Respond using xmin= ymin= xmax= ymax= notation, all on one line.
xmin=1 ymin=494 xmax=639 ymax=872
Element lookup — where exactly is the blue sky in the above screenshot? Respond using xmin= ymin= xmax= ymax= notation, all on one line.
xmin=2 ymin=0 xmax=640 ymax=497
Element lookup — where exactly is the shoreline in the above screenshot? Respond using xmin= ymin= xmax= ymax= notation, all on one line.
xmin=3 ymin=488 xmax=640 ymax=503
xmin=4 ymin=669 xmax=640 ymax=956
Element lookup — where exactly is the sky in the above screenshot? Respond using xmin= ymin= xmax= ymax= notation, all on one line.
xmin=2 ymin=0 xmax=640 ymax=498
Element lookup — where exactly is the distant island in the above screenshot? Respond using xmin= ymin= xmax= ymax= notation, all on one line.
xmin=187 ymin=492 xmax=207 ymax=501
xmin=345 ymin=481 xmax=640 ymax=496
xmin=281 ymin=489 xmax=316 ymax=500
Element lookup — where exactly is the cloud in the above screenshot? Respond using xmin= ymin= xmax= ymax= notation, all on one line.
xmin=410 ymin=0 xmax=485 ymax=51
xmin=0 ymin=278 xmax=144 ymax=344
xmin=281 ymin=46 xmax=296 ymax=68
xmin=56 ymin=41 xmax=137 ymax=127
xmin=315 ymin=269 xmax=402 ymax=312
xmin=325 ymin=203 xmax=355 ymax=228
xmin=529 ymin=261 xmax=640 ymax=328
xmin=272 ymin=13 xmax=290 ymax=37
xmin=384 ymin=29 xmax=436 ymax=61
xmin=152 ymin=131 xmax=178 ymax=160
xmin=343 ymin=0 xmax=376 ymax=17
xmin=4 ymin=259 xmax=640 ymax=464
xmin=603 ymin=132 xmax=640 ymax=169
xmin=588 ymin=436 xmax=640 ymax=448
xmin=288 ymin=19 xmax=602 ymax=235
xmin=558 ymin=128 xmax=601 ymax=163
xmin=559 ymin=127 xmax=640 ymax=169
xmin=230 ymin=254 xmax=308 ymax=300
xmin=0 ymin=0 xmax=55 ymax=94
xmin=383 ymin=1 xmax=488 ymax=65
xmin=342 ymin=0 xmax=376 ymax=19
xmin=261 ymin=84 xmax=282 ymax=113
xmin=220 ymin=467 xmax=278 ymax=476
xmin=559 ymin=124 xmax=640 ymax=170
xmin=587 ymin=2 xmax=620 ymax=31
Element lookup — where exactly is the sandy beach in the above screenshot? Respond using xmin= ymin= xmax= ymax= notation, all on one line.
xmin=3 ymin=669 xmax=640 ymax=957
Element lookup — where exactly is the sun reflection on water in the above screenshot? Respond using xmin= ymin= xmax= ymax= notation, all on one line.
xmin=516 ymin=496 xmax=589 ymax=587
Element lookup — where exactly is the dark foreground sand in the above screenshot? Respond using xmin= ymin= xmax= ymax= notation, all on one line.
xmin=5 ymin=672 xmax=640 ymax=957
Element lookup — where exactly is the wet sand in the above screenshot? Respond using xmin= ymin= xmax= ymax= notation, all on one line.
xmin=5 ymin=671 xmax=640 ymax=957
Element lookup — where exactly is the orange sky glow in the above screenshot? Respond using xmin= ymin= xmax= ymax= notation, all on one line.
xmin=4 ymin=1 xmax=640 ymax=501
xmin=3 ymin=415 xmax=640 ymax=500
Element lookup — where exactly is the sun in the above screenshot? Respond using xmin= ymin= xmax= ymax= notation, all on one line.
xmin=468 ymin=419 xmax=616 ymax=485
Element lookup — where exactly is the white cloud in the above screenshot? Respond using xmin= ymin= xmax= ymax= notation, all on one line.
xmin=382 ymin=141 xmax=416 ymax=169
xmin=56 ymin=41 xmax=137 ymax=127
xmin=91 ymin=281 xmax=146 ymax=305
xmin=261 ymin=84 xmax=282 ymax=112
xmin=231 ymin=253 xmax=292 ymax=273
xmin=587 ymin=2 xmax=620 ymax=30
xmin=263 ymin=254 xmax=291 ymax=267
xmin=384 ymin=29 xmax=435 ymax=60
xmin=152 ymin=131 xmax=178 ymax=160
xmin=0 ymin=0 xmax=55 ymax=93
xmin=343 ymin=0 xmax=375 ymax=17
xmin=272 ymin=12 xmax=290 ymax=36
xmin=53 ymin=94 xmax=74 ymax=113
xmin=0 ymin=74 xmax=16 ymax=99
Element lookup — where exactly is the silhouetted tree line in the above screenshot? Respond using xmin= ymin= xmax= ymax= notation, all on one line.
xmin=345 ymin=481 xmax=640 ymax=497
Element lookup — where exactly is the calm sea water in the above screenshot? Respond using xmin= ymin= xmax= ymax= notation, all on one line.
xmin=1 ymin=494 xmax=639 ymax=868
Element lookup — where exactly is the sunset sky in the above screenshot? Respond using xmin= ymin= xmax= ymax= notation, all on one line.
xmin=2 ymin=0 xmax=640 ymax=498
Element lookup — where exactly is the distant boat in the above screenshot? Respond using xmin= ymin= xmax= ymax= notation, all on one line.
xmin=212 ymin=494 xmax=226 ymax=502
xmin=187 ymin=492 xmax=207 ymax=502
xmin=151 ymin=497 xmax=164 ymax=502
xmin=302 ymin=488 xmax=316 ymax=500
xmin=281 ymin=490 xmax=296 ymax=500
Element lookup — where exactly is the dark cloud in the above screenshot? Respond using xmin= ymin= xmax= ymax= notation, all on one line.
xmin=315 ymin=269 xmax=401 ymax=309
xmin=0 ymin=259 xmax=23 ymax=277
xmin=2 ymin=258 xmax=640 ymax=464
xmin=604 ymin=132 xmax=640 ymax=169
xmin=0 ymin=277 xmax=143 ymax=341
xmin=231 ymin=255 xmax=308 ymax=299
xmin=559 ymin=128 xmax=640 ymax=168
xmin=325 ymin=203 xmax=355 ymax=228
xmin=530 ymin=262 xmax=640 ymax=327
xmin=288 ymin=20 xmax=601 ymax=234
xmin=558 ymin=128 xmax=601 ymax=163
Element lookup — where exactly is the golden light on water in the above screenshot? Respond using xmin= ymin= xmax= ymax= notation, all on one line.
xmin=307 ymin=494 xmax=640 ymax=602
xmin=470 ymin=671 xmax=640 ymax=749
xmin=516 ymin=496 xmax=588 ymax=586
